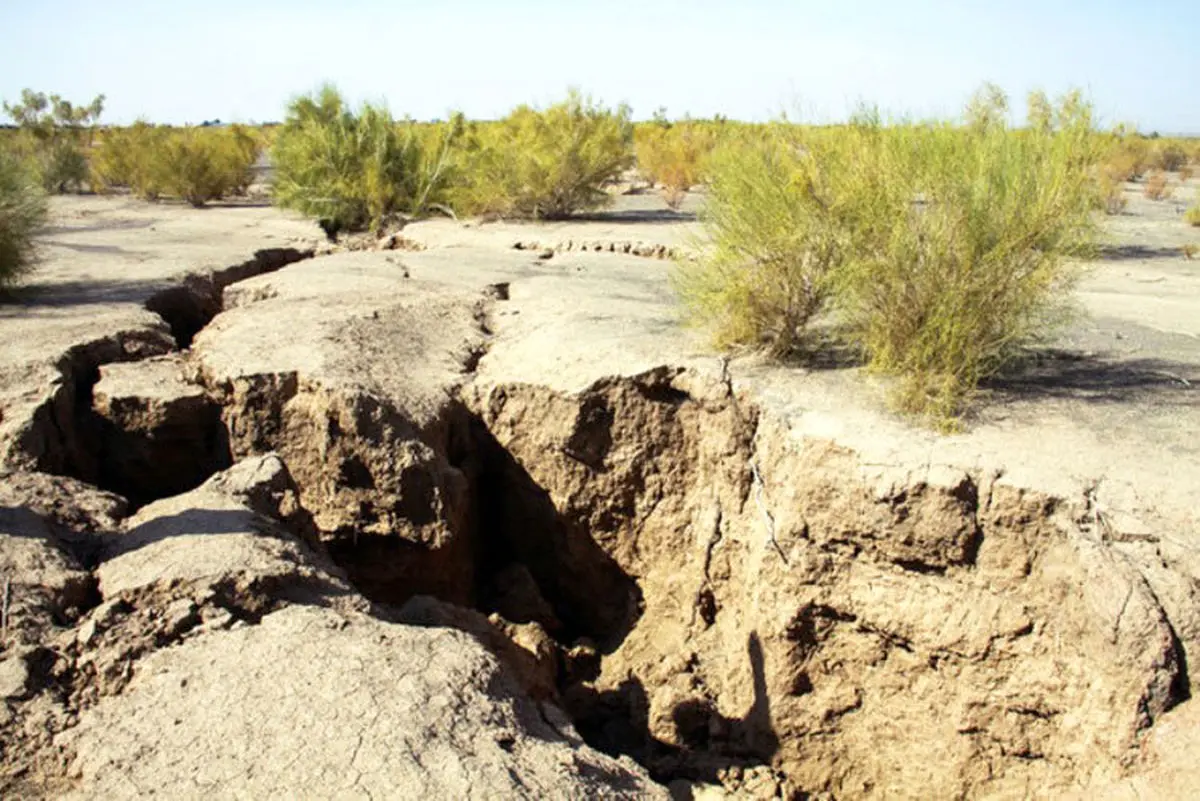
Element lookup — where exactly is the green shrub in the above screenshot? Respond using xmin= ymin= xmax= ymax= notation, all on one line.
xmin=92 ymin=124 xmax=260 ymax=206
xmin=673 ymin=126 xmax=854 ymax=355
xmin=0 ymin=150 xmax=48 ymax=288
xmin=452 ymin=91 xmax=633 ymax=219
xmin=635 ymin=122 xmax=716 ymax=208
xmin=158 ymin=128 xmax=260 ymax=207
xmin=226 ymin=124 xmax=262 ymax=194
xmin=91 ymin=121 xmax=170 ymax=199
xmin=1185 ymin=205 xmax=1200 ymax=226
xmin=3 ymin=89 xmax=103 ymax=194
xmin=272 ymin=86 xmax=459 ymax=233
xmin=676 ymin=86 xmax=1098 ymax=426
xmin=834 ymin=109 xmax=1097 ymax=425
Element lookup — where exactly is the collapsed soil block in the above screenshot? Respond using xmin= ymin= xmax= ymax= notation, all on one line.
xmin=92 ymin=355 xmax=230 ymax=504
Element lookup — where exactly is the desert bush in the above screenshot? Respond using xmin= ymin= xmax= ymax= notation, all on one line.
xmin=1180 ymin=165 xmax=1194 ymax=182
xmin=1185 ymin=204 xmax=1200 ymax=226
xmin=158 ymin=128 xmax=261 ymax=207
xmin=635 ymin=122 xmax=716 ymax=208
xmin=91 ymin=121 xmax=170 ymax=199
xmin=1143 ymin=171 xmax=1172 ymax=200
xmin=673 ymin=125 xmax=855 ymax=355
xmin=1096 ymin=170 xmax=1128 ymax=214
xmin=92 ymin=124 xmax=260 ymax=206
xmin=452 ymin=91 xmax=633 ymax=219
xmin=34 ymin=137 xmax=90 ymax=193
xmin=1102 ymin=134 xmax=1151 ymax=182
xmin=834 ymin=109 xmax=1097 ymax=424
xmin=0 ymin=149 xmax=48 ymax=288
xmin=1151 ymin=142 xmax=1189 ymax=172
xmin=1026 ymin=90 xmax=1054 ymax=133
xmin=3 ymin=89 xmax=103 ymax=193
xmin=965 ymin=82 xmax=1009 ymax=132
xmin=272 ymin=86 xmax=460 ymax=233
xmin=677 ymin=86 xmax=1098 ymax=425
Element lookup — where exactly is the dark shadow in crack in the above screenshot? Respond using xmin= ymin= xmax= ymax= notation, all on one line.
xmin=564 ymin=631 xmax=780 ymax=785
xmin=470 ymin=416 xmax=643 ymax=651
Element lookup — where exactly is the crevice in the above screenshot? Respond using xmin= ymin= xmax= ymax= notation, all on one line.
xmin=144 ymin=247 xmax=314 ymax=350
xmin=11 ymin=333 xmax=1187 ymax=800
xmin=467 ymin=413 xmax=643 ymax=649
xmin=18 ymin=247 xmax=315 ymax=506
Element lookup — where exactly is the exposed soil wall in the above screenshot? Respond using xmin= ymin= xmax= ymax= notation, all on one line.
xmin=3 ymin=246 xmax=1195 ymax=799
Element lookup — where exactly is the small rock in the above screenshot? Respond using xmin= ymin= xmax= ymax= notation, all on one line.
xmin=200 ymin=608 xmax=235 ymax=633
xmin=668 ymin=779 xmax=730 ymax=800
xmin=163 ymin=599 xmax=200 ymax=638
xmin=0 ymin=656 xmax=30 ymax=700
xmin=538 ymin=248 xmax=554 ymax=260
xmin=92 ymin=598 xmax=129 ymax=626
xmin=77 ymin=618 xmax=99 ymax=647
xmin=563 ymin=638 xmax=600 ymax=684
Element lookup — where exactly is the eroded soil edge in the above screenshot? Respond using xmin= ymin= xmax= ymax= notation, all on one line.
xmin=1 ymin=252 xmax=1196 ymax=799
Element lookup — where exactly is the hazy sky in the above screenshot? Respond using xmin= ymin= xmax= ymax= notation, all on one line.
xmin=3 ymin=1 xmax=1197 ymax=131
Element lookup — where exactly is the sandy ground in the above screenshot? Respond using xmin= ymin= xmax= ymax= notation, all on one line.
xmin=1 ymin=184 xmax=1197 ymax=539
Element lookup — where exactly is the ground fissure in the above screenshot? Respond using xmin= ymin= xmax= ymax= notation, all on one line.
xmin=2 ymin=198 xmax=1198 ymax=799
xmin=18 ymin=325 xmax=1189 ymax=797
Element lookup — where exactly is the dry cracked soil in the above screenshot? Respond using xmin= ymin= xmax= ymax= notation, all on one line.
xmin=0 ymin=183 xmax=1198 ymax=799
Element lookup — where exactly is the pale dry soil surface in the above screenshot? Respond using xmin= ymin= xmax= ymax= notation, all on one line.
xmin=0 ymin=184 xmax=1197 ymax=799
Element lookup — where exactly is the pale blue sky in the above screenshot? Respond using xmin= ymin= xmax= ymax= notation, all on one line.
xmin=3 ymin=1 xmax=1197 ymax=131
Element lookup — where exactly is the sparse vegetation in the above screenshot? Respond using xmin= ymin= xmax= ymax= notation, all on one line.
xmin=0 ymin=149 xmax=48 ymax=287
xmin=2 ymin=89 xmax=105 ymax=193
xmin=1143 ymin=171 xmax=1172 ymax=200
xmin=1185 ymin=204 xmax=1200 ymax=227
xmin=451 ymin=91 xmax=633 ymax=219
xmin=676 ymin=86 xmax=1098 ymax=426
xmin=272 ymin=85 xmax=461 ymax=234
